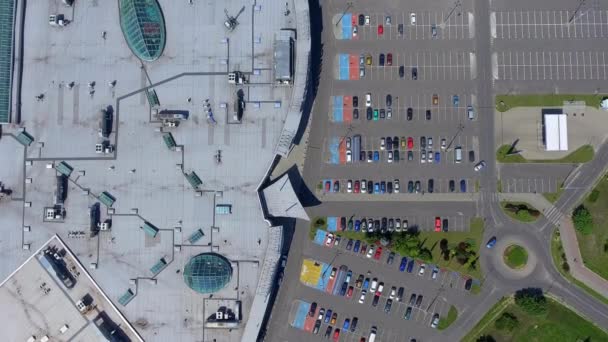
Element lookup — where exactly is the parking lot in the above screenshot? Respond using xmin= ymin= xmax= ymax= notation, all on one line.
xmin=491 ymin=10 xmax=608 ymax=40
xmin=495 ymin=50 xmax=608 ymax=80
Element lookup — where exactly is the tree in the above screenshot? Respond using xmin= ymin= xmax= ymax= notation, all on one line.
xmin=573 ymin=205 xmax=593 ymax=235
xmin=476 ymin=335 xmax=496 ymax=342
xmin=418 ymin=248 xmax=432 ymax=261
xmin=514 ymin=288 xmax=548 ymax=315
xmin=494 ymin=312 xmax=519 ymax=331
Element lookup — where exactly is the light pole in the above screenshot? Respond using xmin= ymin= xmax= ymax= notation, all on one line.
xmin=439 ymin=0 xmax=462 ymax=29
xmin=568 ymin=0 xmax=588 ymax=24
xmin=336 ymin=2 xmax=353 ymax=27
xmin=445 ymin=122 xmax=465 ymax=152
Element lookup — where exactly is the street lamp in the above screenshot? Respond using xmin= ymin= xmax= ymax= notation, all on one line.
xmin=336 ymin=2 xmax=354 ymax=27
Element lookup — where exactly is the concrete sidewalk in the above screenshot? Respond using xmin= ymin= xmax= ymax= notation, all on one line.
xmin=498 ymin=192 xmax=608 ymax=299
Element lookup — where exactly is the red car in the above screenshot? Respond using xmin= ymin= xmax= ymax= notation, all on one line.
xmin=333 ymin=328 xmax=341 ymax=342
xmin=377 ymin=25 xmax=384 ymax=35
xmin=325 ymin=181 xmax=331 ymax=192
xmin=435 ymin=217 xmax=441 ymax=232
xmin=346 ymin=286 xmax=354 ymax=298
xmin=360 ymin=244 xmax=367 ymax=255
xmin=374 ymin=246 xmax=383 ymax=260
xmin=407 ymin=137 xmax=414 ymax=150
xmin=387 ymin=53 xmax=392 ymax=66
xmin=354 ymin=180 xmax=360 ymax=193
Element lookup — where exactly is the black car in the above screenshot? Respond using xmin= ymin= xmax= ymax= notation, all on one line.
xmin=394 ymin=150 xmax=400 ymax=162
xmin=415 ymin=295 xmax=423 ymax=307
xmin=415 ymin=181 xmax=421 ymax=193
xmin=309 ymin=302 xmax=317 ymax=317
xmin=334 ymin=181 xmax=340 ymax=192
xmin=386 ymin=136 xmax=392 ymax=150
xmin=449 ymin=180 xmax=455 ymax=192
xmin=469 ymin=150 xmax=475 ymax=162
xmin=374 ymin=220 xmax=380 ymax=231
xmin=324 ymin=326 xmax=332 ymax=338
xmin=353 ymin=108 xmax=359 ymax=119
xmin=393 ymin=136 xmax=399 ymax=146
xmin=397 ymin=287 xmax=405 ymax=301
xmin=408 ymin=151 xmax=413 ymax=160
xmin=407 ymin=107 xmax=413 ymax=120
xmin=398 ymin=24 xmax=403 ymax=35
xmin=368 ymin=180 xmax=373 ymax=191
xmin=387 ymin=181 xmax=393 ymax=194
xmin=408 ymin=181 xmax=414 ymax=193
xmin=409 ymin=294 xmax=416 ymax=306
xmin=420 ymin=136 xmax=426 ymax=148
xmin=386 ymin=94 xmax=392 ymax=107
xmin=384 ymin=299 xmax=393 ymax=313
xmin=387 ymin=251 xmax=395 ymax=264
xmin=340 ymin=282 xmax=348 ymax=296
xmin=366 ymin=107 xmax=373 ymax=120
xmin=372 ymin=295 xmax=380 ymax=307
xmin=426 ymin=110 xmax=431 ymax=120
xmin=360 ymin=150 xmax=366 ymax=161
xmin=381 ymin=217 xmax=388 ymax=231
xmin=442 ymin=219 xmax=449 ymax=232
xmin=404 ymin=307 xmax=413 ymax=320
xmin=380 ymin=108 xmax=386 ymax=119
xmin=412 ymin=67 xmax=418 ymax=80
xmin=353 ymin=96 xmax=358 ymax=107
xmin=359 ymin=14 xmax=365 ymax=26
xmin=350 ymin=317 xmax=358 ymax=332
xmin=367 ymin=151 xmax=373 ymax=162
xmin=428 ymin=179 xmax=434 ymax=193
xmin=399 ymin=65 xmax=404 ymax=78
xmin=346 ymin=239 xmax=353 ymax=250
xmin=379 ymin=53 xmax=385 ymax=66
xmin=313 ymin=320 xmax=322 ymax=334
xmin=465 ymin=278 xmax=473 ymax=291
xmin=340 ymin=217 xmax=346 ymax=230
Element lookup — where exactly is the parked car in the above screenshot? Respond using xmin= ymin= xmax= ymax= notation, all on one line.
xmin=410 ymin=12 xmax=416 ymax=25
xmin=453 ymin=95 xmax=459 ymax=106
xmin=407 ymin=259 xmax=415 ymax=273
xmin=460 ymin=179 xmax=467 ymax=192
xmin=377 ymin=25 xmax=384 ymax=35
xmin=474 ymin=160 xmax=486 ymax=171
xmin=435 ymin=217 xmax=441 ymax=232
xmin=359 ymin=290 xmax=367 ymax=304
xmin=465 ymin=278 xmax=473 ymax=291
xmin=350 ymin=317 xmax=358 ymax=332
xmin=399 ymin=65 xmax=404 ymax=78
xmin=443 ymin=219 xmax=449 ymax=232
xmin=386 ymin=94 xmax=392 ymax=107
xmin=384 ymin=299 xmax=393 ymax=313
xmin=313 ymin=319 xmax=321 ymax=334
xmin=412 ymin=67 xmax=418 ymax=80
xmin=407 ymin=107 xmax=413 ymax=120
xmin=426 ymin=109 xmax=431 ymax=120
xmin=418 ymin=264 xmax=426 ymax=276
xmin=397 ymin=287 xmax=405 ymax=302
xmin=416 ymin=294 xmax=423 ymax=308
xmin=432 ymin=94 xmax=439 ymax=105
xmin=372 ymin=295 xmax=380 ymax=307
xmin=431 ymin=313 xmax=440 ymax=328
xmin=399 ymin=257 xmax=407 ymax=271
xmin=404 ymin=307 xmax=413 ymax=320
xmin=379 ymin=53 xmax=385 ymax=66
xmin=358 ymin=14 xmax=365 ymax=26
xmin=449 ymin=180 xmax=455 ymax=192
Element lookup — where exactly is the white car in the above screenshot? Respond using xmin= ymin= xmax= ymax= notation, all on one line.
xmin=474 ymin=160 xmax=486 ymax=171
xmin=367 ymin=247 xmax=374 ymax=258
xmin=394 ymin=180 xmax=400 ymax=193
xmin=359 ymin=290 xmax=367 ymax=304
xmin=360 ymin=68 xmax=365 ymax=78
xmin=432 ymin=268 xmax=439 ymax=279
xmin=403 ymin=219 xmax=408 ymax=228
xmin=385 ymin=16 xmax=391 ymax=25
xmin=418 ymin=264 xmax=426 ymax=276
xmin=431 ymin=313 xmax=440 ymax=328
xmin=380 ymin=137 xmax=385 ymax=150
xmin=428 ymin=137 xmax=433 ymax=147
xmin=441 ymin=138 xmax=447 ymax=150
xmin=376 ymin=283 xmax=384 ymax=296
xmin=395 ymin=219 xmax=401 ymax=231
xmin=370 ymin=278 xmax=378 ymax=292
xmin=365 ymin=93 xmax=372 ymax=107
xmin=361 ymin=180 xmax=367 ymax=193
xmin=346 ymin=150 xmax=352 ymax=163
xmin=346 ymin=137 xmax=351 ymax=149
xmin=353 ymin=25 xmax=358 ymax=37
xmin=410 ymin=13 xmax=416 ymax=25
xmin=365 ymin=15 xmax=370 ymax=25
xmin=389 ymin=287 xmax=397 ymax=300
xmin=325 ymin=233 xmax=334 ymax=246
xmin=421 ymin=150 xmax=426 ymax=163
xmin=347 ymin=180 xmax=353 ymax=193
xmin=387 ymin=151 xmax=393 ymax=163
xmin=427 ymin=150 xmax=433 ymax=163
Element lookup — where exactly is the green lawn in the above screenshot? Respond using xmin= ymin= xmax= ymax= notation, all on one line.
xmin=550 ymin=230 xmax=608 ymax=306
xmin=495 ymin=94 xmax=606 ymax=112
xmin=463 ymin=296 xmax=608 ymax=342
xmin=576 ymin=174 xmax=608 ymax=280
xmin=497 ymin=145 xmax=594 ymax=164
xmin=503 ymin=245 xmax=528 ymax=269
xmin=438 ymin=305 xmax=459 ymax=330
xmin=500 ymin=201 xmax=541 ymax=223
xmin=309 ymin=217 xmax=485 ymax=279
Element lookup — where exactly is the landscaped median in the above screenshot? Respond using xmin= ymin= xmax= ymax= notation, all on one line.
xmin=495 ymin=94 xmax=606 ymax=112
xmin=503 ymin=245 xmax=528 ymax=269
xmin=437 ymin=305 xmax=458 ymax=330
xmin=463 ymin=289 xmax=608 ymax=341
xmin=496 ymin=144 xmax=595 ymax=163
xmin=500 ymin=201 xmax=541 ymax=223
xmin=309 ymin=217 xmax=485 ymax=280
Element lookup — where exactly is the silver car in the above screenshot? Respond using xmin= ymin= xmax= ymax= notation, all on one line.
xmin=421 ymin=150 xmax=426 ymax=163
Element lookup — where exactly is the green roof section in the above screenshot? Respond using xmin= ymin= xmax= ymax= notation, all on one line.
xmin=0 ymin=0 xmax=15 ymax=123
xmin=119 ymin=0 xmax=166 ymax=62
xmin=118 ymin=288 xmax=135 ymax=306
xmin=56 ymin=161 xmax=73 ymax=177
xmin=16 ymin=131 xmax=34 ymax=146
xmin=184 ymin=171 xmax=202 ymax=189
xmin=183 ymin=253 xmax=233 ymax=294
xmin=146 ymin=88 xmax=160 ymax=107
xmin=162 ymin=132 xmax=176 ymax=150
xmin=143 ymin=221 xmax=159 ymax=237
xmin=99 ymin=191 xmax=116 ymax=207
xmin=150 ymin=257 xmax=167 ymax=275
xmin=187 ymin=229 xmax=204 ymax=244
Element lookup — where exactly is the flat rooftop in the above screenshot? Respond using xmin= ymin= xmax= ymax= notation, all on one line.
xmin=0 ymin=235 xmax=141 ymax=342
xmin=0 ymin=0 xmax=306 ymax=340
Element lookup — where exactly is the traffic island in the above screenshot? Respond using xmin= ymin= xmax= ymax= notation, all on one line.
xmin=503 ymin=245 xmax=529 ymax=270
xmin=500 ymin=201 xmax=541 ymax=223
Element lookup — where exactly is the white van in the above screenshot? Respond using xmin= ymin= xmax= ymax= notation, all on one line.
xmin=455 ymin=147 xmax=462 ymax=163
xmin=369 ymin=326 xmax=377 ymax=342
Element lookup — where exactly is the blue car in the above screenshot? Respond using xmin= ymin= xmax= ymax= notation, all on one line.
xmin=373 ymin=151 xmax=380 ymax=162
xmin=324 ymin=309 xmax=332 ymax=323
xmin=353 ymin=240 xmax=361 ymax=253
xmin=435 ymin=152 xmax=440 ymax=163
xmin=380 ymin=181 xmax=386 ymax=193
xmin=406 ymin=259 xmax=415 ymax=273
xmin=343 ymin=318 xmax=350 ymax=330
xmin=460 ymin=179 xmax=467 ymax=192
xmin=399 ymin=257 xmax=408 ymax=272
xmin=374 ymin=183 xmax=380 ymax=193
xmin=486 ymin=236 xmax=497 ymax=249
xmin=340 ymin=282 xmax=348 ymax=296
xmin=362 ymin=278 xmax=370 ymax=290
xmin=355 ymin=220 xmax=361 ymax=231
xmin=453 ymin=95 xmax=459 ymax=106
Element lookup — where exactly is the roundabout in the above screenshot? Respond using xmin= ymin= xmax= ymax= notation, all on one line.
xmin=503 ymin=244 xmax=528 ymax=269
xmin=490 ymin=235 xmax=538 ymax=279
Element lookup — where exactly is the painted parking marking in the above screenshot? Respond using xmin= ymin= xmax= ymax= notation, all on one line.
xmin=494 ymin=10 xmax=608 ymax=39
xmin=497 ymin=50 xmax=608 ymax=80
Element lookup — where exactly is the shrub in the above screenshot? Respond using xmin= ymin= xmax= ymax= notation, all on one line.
xmin=588 ymin=189 xmax=600 ymax=203
xmin=516 ymin=210 xmax=532 ymax=221
xmin=514 ymin=288 xmax=548 ymax=315
xmin=572 ymin=205 xmax=593 ymax=235
xmin=562 ymin=262 xmax=570 ymax=272
xmin=476 ymin=335 xmax=496 ymax=342
xmin=494 ymin=312 xmax=519 ymax=331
